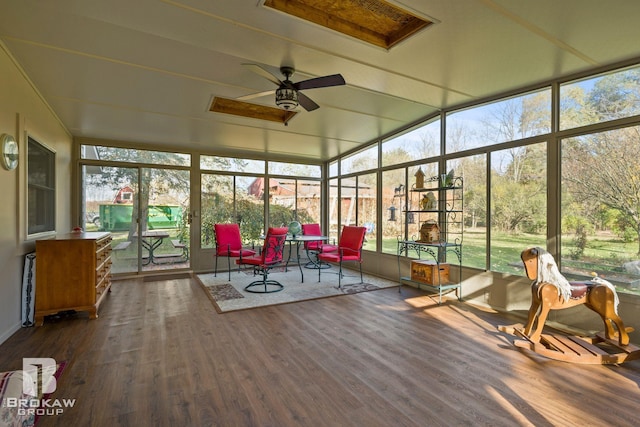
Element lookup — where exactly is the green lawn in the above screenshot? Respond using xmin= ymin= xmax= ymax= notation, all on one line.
xmin=379 ymin=229 xmax=640 ymax=295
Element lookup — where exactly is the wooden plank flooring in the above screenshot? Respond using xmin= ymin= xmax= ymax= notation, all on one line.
xmin=1 ymin=275 xmax=640 ymax=426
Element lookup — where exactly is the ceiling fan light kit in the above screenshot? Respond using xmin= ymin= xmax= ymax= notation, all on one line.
xmin=242 ymin=64 xmax=345 ymax=116
xmin=275 ymin=86 xmax=299 ymax=110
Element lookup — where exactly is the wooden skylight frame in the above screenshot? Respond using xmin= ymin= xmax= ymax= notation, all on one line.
xmin=209 ymin=97 xmax=297 ymax=125
xmin=263 ymin=0 xmax=433 ymax=49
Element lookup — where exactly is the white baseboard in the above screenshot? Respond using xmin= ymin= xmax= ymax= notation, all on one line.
xmin=0 ymin=322 xmax=22 ymax=346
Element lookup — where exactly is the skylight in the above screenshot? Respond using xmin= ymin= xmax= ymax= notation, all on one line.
xmin=263 ymin=0 xmax=433 ymax=49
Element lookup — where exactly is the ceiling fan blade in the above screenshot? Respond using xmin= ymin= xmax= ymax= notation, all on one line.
xmin=236 ymin=89 xmax=275 ymax=101
xmin=243 ymin=63 xmax=282 ymax=86
xmin=294 ymin=74 xmax=345 ymax=90
xmin=297 ymin=92 xmax=320 ymax=112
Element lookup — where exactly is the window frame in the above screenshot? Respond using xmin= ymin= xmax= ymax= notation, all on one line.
xmin=26 ymin=135 xmax=56 ymax=239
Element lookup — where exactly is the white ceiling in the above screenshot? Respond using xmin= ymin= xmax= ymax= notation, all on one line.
xmin=2 ymin=0 xmax=640 ymax=163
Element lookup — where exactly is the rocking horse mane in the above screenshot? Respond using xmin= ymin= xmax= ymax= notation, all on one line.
xmin=533 ymin=247 xmax=572 ymax=302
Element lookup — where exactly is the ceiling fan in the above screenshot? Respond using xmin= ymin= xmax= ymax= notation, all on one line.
xmin=239 ymin=64 xmax=345 ymax=112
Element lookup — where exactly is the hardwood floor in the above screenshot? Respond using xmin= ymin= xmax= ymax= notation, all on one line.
xmin=1 ymin=275 xmax=639 ymax=427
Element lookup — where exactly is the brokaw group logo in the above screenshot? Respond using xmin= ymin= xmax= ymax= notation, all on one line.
xmin=1 ymin=358 xmax=76 ymax=418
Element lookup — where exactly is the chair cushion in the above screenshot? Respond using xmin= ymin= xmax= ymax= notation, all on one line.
xmin=306 ymin=241 xmax=323 ymax=250
xmin=319 ymin=244 xmax=338 ymax=253
xmin=214 ymin=223 xmax=243 ymax=253
xmin=236 ymin=255 xmax=262 ymax=266
xmin=302 ymin=223 xmax=322 ymax=235
xmin=317 ymin=226 xmax=366 ymax=264
xmin=237 ymin=227 xmax=288 ymax=268
xmin=302 ymin=224 xmax=323 ymax=249
xmin=262 ymin=227 xmax=288 ymax=263
xmin=318 ymin=253 xmax=338 ymax=263
xmin=318 ymin=252 xmax=361 ymax=263
xmin=227 ymin=248 xmax=256 ymax=257
xmin=340 ymin=226 xmax=366 ymax=251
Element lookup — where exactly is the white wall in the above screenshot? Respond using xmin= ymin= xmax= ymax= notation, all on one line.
xmin=0 ymin=42 xmax=72 ymax=344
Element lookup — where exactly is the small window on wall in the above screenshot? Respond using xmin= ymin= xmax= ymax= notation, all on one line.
xmin=27 ymin=137 xmax=55 ymax=237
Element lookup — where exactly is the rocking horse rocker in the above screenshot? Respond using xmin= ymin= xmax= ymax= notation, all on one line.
xmin=499 ymin=247 xmax=640 ymax=364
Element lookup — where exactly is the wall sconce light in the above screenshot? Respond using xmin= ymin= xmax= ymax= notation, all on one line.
xmin=1 ymin=133 xmax=18 ymax=171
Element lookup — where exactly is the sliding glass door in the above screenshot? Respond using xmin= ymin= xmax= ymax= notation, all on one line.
xmin=81 ymin=164 xmax=190 ymax=274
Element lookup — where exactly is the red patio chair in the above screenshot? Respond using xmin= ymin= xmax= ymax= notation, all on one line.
xmin=214 ymin=223 xmax=256 ymax=281
xmin=317 ymin=226 xmax=366 ymax=288
xmin=302 ymin=223 xmax=331 ymax=269
xmin=236 ymin=227 xmax=289 ymax=293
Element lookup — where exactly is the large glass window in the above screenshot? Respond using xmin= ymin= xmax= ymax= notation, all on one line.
xmin=339 ymin=177 xmax=357 ymax=228
xmin=381 ymin=118 xmax=440 ymax=167
xmin=296 ymin=179 xmax=322 ymax=225
xmin=199 ymin=157 xmax=320 ymax=248
xmin=490 ymin=144 xmax=546 ymax=274
xmin=201 ymin=174 xmax=263 ymax=248
xmin=359 ymin=172 xmax=377 ymax=251
xmin=201 ymin=155 xmax=264 ymax=173
xmin=200 ymin=174 xmax=234 ymax=248
xmin=329 ymin=161 xmax=338 ymax=178
xmin=269 ymin=161 xmax=321 ymax=178
xmin=560 ymin=64 xmax=640 ymax=131
xmin=406 ymin=164 xmax=437 ymax=241
xmin=328 ymin=178 xmax=339 ymax=243
xmin=382 ymin=168 xmax=407 ymax=255
xmin=268 ymin=178 xmax=297 ymax=227
xmin=341 ymin=145 xmax=378 ymax=174
xmin=82 ymin=145 xmax=190 ymax=167
xmin=450 ymin=155 xmax=486 ymax=270
xmin=268 ymin=178 xmax=321 ymax=227
xmin=81 ymin=147 xmax=190 ymax=273
xmin=446 ymin=88 xmax=551 ymax=153
xmin=561 ymin=127 xmax=640 ymax=295
xmin=336 ymin=175 xmax=376 ymax=250
xmin=329 ymin=61 xmax=640 ymax=297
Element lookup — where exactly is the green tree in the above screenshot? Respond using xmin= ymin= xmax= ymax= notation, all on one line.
xmin=87 ymin=147 xmax=191 ymax=240
xmin=563 ymin=126 xmax=640 ymax=253
xmin=485 ymin=147 xmax=547 ymax=234
xmin=588 ymin=68 xmax=640 ymax=121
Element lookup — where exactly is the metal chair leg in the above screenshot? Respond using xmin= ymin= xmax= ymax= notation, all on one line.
xmin=243 ymin=268 xmax=284 ymax=293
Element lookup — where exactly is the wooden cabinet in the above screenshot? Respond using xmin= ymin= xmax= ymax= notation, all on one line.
xmin=35 ymin=232 xmax=112 ymax=326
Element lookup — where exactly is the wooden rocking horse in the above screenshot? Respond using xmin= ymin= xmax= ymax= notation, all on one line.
xmin=499 ymin=247 xmax=640 ymax=364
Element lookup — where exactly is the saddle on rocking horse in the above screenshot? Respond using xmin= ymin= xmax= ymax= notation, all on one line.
xmin=499 ymin=247 xmax=640 ymax=364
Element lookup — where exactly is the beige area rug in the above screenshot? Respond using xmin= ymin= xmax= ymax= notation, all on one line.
xmin=196 ymin=266 xmax=399 ymax=313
